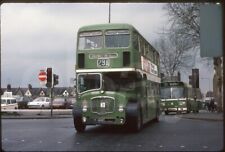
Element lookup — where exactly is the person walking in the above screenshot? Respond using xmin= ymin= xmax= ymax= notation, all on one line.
xmin=209 ymin=98 xmax=215 ymax=112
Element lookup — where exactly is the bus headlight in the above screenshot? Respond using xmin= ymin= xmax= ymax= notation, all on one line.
xmin=82 ymin=105 xmax=88 ymax=112
xmin=179 ymin=101 xmax=186 ymax=105
xmin=82 ymin=117 xmax=87 ymax=122
xmin=118 ymin=105 xmax=124 ymax=112
xmin=82 ymin=100 xmax=88 ymax=112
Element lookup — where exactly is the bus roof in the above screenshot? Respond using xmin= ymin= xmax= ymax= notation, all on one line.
xmin=78 ymin=23 xmax=137 ymax=33
xmin=78 ymin=23 xmax=159 ymax=55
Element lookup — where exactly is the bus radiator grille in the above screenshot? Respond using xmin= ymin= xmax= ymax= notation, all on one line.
xmin=91 ymin=97 xmax=115 ymax=115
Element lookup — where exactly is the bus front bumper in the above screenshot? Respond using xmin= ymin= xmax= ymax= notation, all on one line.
xmin=81 ymin=116 xmax=126 ymax=125
xmin=165 ymin=107 xmax=187 ymax=112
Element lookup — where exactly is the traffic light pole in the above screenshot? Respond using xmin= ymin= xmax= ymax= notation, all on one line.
xmin=45 ymin=67 xmax=59 ymax=117
xmin=50 ymin=86 xmax=53 ymax=117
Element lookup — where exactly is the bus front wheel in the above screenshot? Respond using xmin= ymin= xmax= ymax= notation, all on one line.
xmin=73 ymin=115 xmax=86 ymax=133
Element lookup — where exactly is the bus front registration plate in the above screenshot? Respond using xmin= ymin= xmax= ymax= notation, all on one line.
xmin=100 ymin=102 xmax=106 ymax=108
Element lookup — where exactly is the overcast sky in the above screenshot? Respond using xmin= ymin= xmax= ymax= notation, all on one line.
xmin=1 ymin=3 xmax=213 ymax=94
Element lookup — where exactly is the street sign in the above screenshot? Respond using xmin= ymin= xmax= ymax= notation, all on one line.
xmin=38 ymin=70 xmax=47 ymax=81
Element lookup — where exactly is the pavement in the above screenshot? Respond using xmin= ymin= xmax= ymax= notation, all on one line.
xmin=1 ymin=109 xmax=73 ymax=119
xmin=178 ymin=110 xmax=223 ymax=121
xmin=1 ymin=109 xmax=223 ymax=121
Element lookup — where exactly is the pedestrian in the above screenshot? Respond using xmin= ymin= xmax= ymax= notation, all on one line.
xmin=205 ymin=102 xmax=209 ymax=111
xmin=209 ymin=98 xmax=215 ymax=112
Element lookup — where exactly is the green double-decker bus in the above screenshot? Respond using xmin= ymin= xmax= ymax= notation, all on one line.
xmin=73 ymin=23 xmax=161 ymax=132
xmin=160 ymin=81 xmax=202 ymax=115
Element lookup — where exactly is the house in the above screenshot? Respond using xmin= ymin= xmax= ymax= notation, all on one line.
xmin=1 ymin=84 xmax=76 ymax=99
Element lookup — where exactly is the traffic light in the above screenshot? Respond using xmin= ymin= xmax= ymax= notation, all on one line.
xmin=53 ymin=74 xmax=59 ymax=86
xmin=192 ymin=69 xmax=199 ymax=88
xmin=46 ymin=68 xmax=52 ymax=88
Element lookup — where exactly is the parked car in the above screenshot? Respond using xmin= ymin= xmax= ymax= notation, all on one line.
xmin=1 ymin=97 xmax=18 ymax=110
xmin=52 ymin=97 xmax=67 ymax=109
xmin=67 ymin=97 xmax=76 ymax=109
xmin=27 ymin=97 xmax=51 ymax=109
xmin=16 ymin=96 xmax=32 ymax=109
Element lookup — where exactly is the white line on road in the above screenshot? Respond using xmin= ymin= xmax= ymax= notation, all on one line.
xmin=180 ymin=145 xmax=185 ymax=148
xmin=203 ymin=146 xmax=208 ymax=149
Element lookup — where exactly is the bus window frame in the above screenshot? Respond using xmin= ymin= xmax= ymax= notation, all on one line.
xmin=132 ymin=32 xmax=139 ymax=50
xmin=78 ymin=31 xmax=104 ymax=50
xmin=104 ymin=29 xmax=131 ymax=49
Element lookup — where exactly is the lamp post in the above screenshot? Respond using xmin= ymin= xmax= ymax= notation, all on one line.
xmin=108 ymin=3 xmax=111 ymax=23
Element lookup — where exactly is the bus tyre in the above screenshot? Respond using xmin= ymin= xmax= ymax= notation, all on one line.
xmin=73 ymin=116 xmax=86 ymax=133
xmin=131 ymin=109 xmax=142 ymax=132
xmin=126 ymin=103 xmax=142 ymax=132
xmin=154 ymin=108 xmax=160 ymax=122
xmin=165 ymin=111 xmax=169 ymax=115
xmin=155 ymin=114 xmax=159 ymax=122
xmin=187 ymin=109 xmax=190 ymax=113
xmin=137 ymin=110 xmax=142 ymax=130
xmin=177 ymin=111 xmax=181 ymax=115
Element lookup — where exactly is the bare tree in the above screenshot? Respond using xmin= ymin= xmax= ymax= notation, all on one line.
xmin=155 ymin=32 xmax=194 ymax=76
xmin=163 ymin=3 xmax=213 ymax=68
xmin=155 ymin=3 xmax=199 ymax=77
xmin=165 ymin=3 xmax=200 ymax=48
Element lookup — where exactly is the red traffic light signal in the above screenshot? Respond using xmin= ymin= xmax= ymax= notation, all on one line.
xmin=46 ymin=68 xmax=52 ymax=88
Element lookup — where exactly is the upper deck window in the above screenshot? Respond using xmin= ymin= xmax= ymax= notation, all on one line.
xmin=105 ymin=30 xmax=130 ymax=48
xmin=78 ymin=31 xmax=103 ymax=50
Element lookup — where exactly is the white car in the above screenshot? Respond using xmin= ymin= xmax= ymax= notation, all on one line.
xmin=27 ymin=97 xmax=51 ymax=109
xmin=1 ymin=97 xmax=18 ymax=110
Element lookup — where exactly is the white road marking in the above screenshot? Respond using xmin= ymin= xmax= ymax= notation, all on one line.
xmin=180 ymin=145 xmax=185 ymax=148
xmin=159 ymin=145 xmax=163 ymax=148
xmin=57 ymin=141 xmax=62 ymax=144
xmin=203 ymin=146 xmax=208 ymax=149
